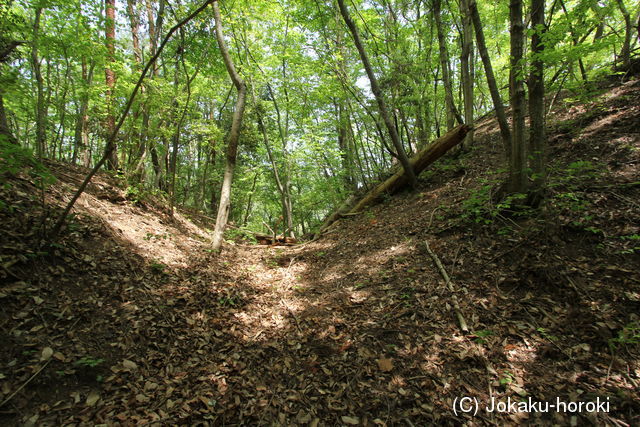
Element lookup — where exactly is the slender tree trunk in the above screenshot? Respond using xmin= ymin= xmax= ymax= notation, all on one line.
xmin=55 ymin=55 xmax=72 ymax=160
xmin=211 ymin=0 xmax=247 ymax=252
xmin=72 ymin=60 xmax=93 ymax=166
xmin=337 ymin=0 xmax=417 ymax=189
xmin=558 ymin=0 xmax=587 ymax=82
xmin=144 ymin=0 xmax=165 ymax=188
xmin=529 ymin=0 xmax=546 ymax=200
xmin=334 ymin=24 xmax=355 ymax=191
xmin=31 ymin=7 xmax=46 ymax=157
xmin=169 ymin=58 xmax=180 ymax=217
xmin=460 ymin=0 xmax=474 ymax=147
xmin=0 ymin=95 xmax=17 ymax=145
xmin=104 ymin=0 xmax=119 ymax=170
xmin=169 ymin=39 xmax=198 ymax=217
xmin=508 ymin=0 xmax=527 ymax=193
xmin=243 ymin=172 xmax=258 ymax=226
xmin=433 ymin=0 xmax=463 ymax=129
xmin=0 ymin=39 xmax=19 ymax=145
xmin=252 ymin=88 xmax=292 ymax=238
xmin=615 ymin=0 xmax=632 ymax=69
xmin=127 ymin=0 xmax=148 ymax=182
xmin=469 ymin=0 xmax=511 ymax=158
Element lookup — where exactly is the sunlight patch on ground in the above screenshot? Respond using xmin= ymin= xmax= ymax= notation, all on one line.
xmin=580 ymin=110 xmax=628 ymax=139
xmin=73 ymin=191 xmax=211 ymax=267
xmin=314 ymin=241 xmax=416 ymax=287
xmin=504 ymin=341 xmax=537 ymax=364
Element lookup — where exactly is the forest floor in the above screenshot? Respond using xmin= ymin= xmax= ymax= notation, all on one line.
xmin=1 ymin=76 xmax=640 ymax=426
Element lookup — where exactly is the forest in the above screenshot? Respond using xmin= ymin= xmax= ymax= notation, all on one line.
xmin=1 ymin=0 xmax=640 ymax=425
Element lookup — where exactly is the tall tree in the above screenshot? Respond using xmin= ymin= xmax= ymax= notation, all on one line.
xmin=0 ymin=23 xmax=18 ymax=145
xmin=459 ymin=0 xmax=474 ymax=147
xmin=0 ymin=96 xmax=17 ymax=145
xmin=468 ymin=0 xmax=511 ymax=158
xmin=104 ymin=0 xmax=119 ymax=170
xmin=508 ymin=0 xmax=527 ymax=193
xmin=31 ymin=6 xmax=46 ymax=157
xmin=433 ymin=0 xmax=462 ymax=130
xmin=72 ymin=59 xmax=94 ymax=166
xmin=126 ymin=0 xmax=147 ymax=180
xmin=337 ymin=0 xmax=417 ymax=189
xmin=211 ymin=0 xmax=247 ymax=251
xmin=529 ymin=0 xmax=546 ymax=200
xmin=614 ymin=0 xmax=632 ymax=69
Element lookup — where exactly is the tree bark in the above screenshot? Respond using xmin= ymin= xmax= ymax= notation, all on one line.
xmin=211 ymin=0 xmax=247 ymax=252
xmin=31 ymin=7 xmax=46 ymax=157
xmin=615 ymin=0 xmax=632 ymax=69
xmin=508 ymin=0 xmax=527 ymax=194
xmin=433 ymin=0 xmax=463 ymax=129
xmin=126 ymin=0 xmax=148 ymax=182
xmin=104 ymin=0 xmax=119 ymax=170
xmin=529 ymin=0 xmax=546 ymax=200
xmin=72 ymin=59 xmax=93 ymax=166
xmin=337 ymin=0 xmax=417 ymax=189
xmin=349 ymin=124 xmax=470 ymax=214
xmin=468 ymin=0 xmax=511 ymax=158
xmin=459 ymin=0 xmax=475 ymax=147
xmin=0 ymin=94 xmax=17 ymax=145
xmin=315 ymin=125 xmax=470 ymax=236
xmin=252 ymin=87 xmax=292 ymax=237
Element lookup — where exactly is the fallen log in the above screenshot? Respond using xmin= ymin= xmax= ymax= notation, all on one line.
xmin=316 ymin=124 xmax=470 ymax=235
xmin=254 ymin=233 xmax=297 ymax=246
xmin=312 ymin=194 xmax=359 ymax=240
xmin=348 ymin=124 xmax=470 ymax=214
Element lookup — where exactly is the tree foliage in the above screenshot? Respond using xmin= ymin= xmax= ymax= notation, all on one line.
xmin=1 ymin=0 xmax=636 ymax=237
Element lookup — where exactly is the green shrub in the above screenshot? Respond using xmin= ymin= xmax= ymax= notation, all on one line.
xmin=224 ymin=227 xmax=258 ymax=244
xmin=0 ymin=139 xmax=55 ymax=186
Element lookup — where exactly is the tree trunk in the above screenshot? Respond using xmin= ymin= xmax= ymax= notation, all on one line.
xmin=529 ymin=0 xmax=546 ymax=200
xmin=144 ymin=0 xmax=164 ymax=188
xmin=127 ymin=0 xmax=148 ymax=182
xmin=252 ymin=88 xmax=293 ymax=238
xmin=558 ymin=0 xmax=587 ymax=82
xmin=243 ymin=172 xmax=258 ymax=226
xmin=336 ymin=101 xmax=355 ymax=190
xmin=459 ymin=0 xmax=474 ymax=147
xmin=31 ymin=7 xmax=46 ymax=157
xmin=316 ymin=125 xmax=469 ymax=236
xmin=349 ymin=125 xmax=470 ymax=214
xmin=508 ymin=0 xmax=527 ymax=194
xmin=433 ymin=0 xmax=463 ymax=129
xmin=337 ymin=0 xmax=417 ymax=189
xmin=169 ymin=58 xmax=180 ymax=217
xmin=104 ymin=0 xmax=119 ymax=170
xmin=211 ymin=0 xmax=247 ymax=252
xmin=72 ymin=59 xmax=93 ymax=166
xmin=469 ymin=0 xmax=511 ymax=158
xmin=615 ymin=0 xmax=632 ymax=69
xmin=0 ymin=95 xmax=17 ymax=145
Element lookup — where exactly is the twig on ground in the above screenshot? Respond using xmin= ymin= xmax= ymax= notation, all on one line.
xmin=0 ymin=359 xmax=52 ymax=408
xmin=426 ymin=206 xmax=444 ymax=232
xmin=424 ymin=240 xmax=469 ymax=333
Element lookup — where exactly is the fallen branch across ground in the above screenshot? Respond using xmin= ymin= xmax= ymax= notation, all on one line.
xmin=424 ymin=240 xmax=469 ymax=333
xmin=315 ymin=125 xmax=470 ymax=237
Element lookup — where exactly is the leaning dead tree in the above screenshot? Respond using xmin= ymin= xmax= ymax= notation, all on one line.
xmin=315 ymin=124 xmax=470 ymax=238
